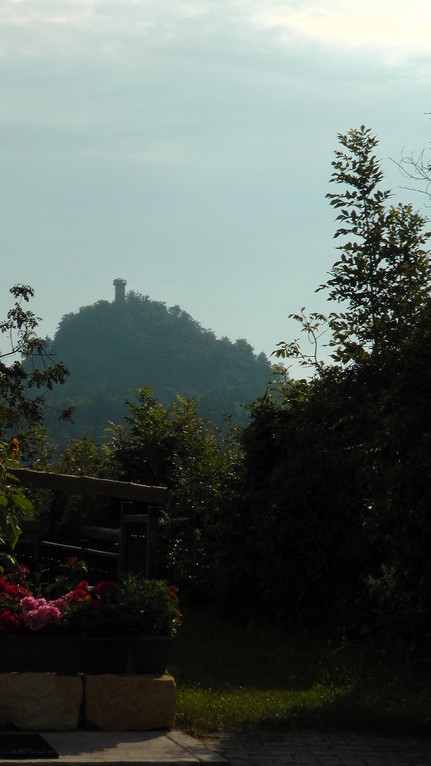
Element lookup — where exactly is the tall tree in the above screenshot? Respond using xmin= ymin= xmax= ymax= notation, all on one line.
xmin=322 ymin=125 xmax=431 ymax=363
xmin=0 ymin=285 xmax=71 ymax=570
xmin=0 ymin=284 xmax=70 ymax=437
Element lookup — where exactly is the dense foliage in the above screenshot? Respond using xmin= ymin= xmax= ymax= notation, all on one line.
xmin=104 ymin=388 xmax=242 ymax=597
xmin=225 ymin=127 xmax=431 ymax=649
xmin=41 ymin=292 xmax=272 ymax=447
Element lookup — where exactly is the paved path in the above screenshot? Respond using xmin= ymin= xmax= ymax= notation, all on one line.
xmin=201 ymin=729 xmax=431 ymax=765
xmin=0 ymin=731 xmax=227 ymax=764
xmin=1 ymin=729 xmax=431 ymax=764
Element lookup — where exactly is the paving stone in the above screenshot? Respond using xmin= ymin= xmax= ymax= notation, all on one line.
xmin=202 ymin=730 xmax=431 ymax=766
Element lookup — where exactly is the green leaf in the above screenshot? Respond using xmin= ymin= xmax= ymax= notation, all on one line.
xmin=9 ymin=491 xmax=33 ymax=513
xmin=0 ymin=506 xmax=8 ymax=532
xmin=0 ymin=553 xmax=19 ymax=573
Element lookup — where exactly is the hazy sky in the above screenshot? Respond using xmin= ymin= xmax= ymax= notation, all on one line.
xmin=1 ymin=0 xmax=431 ymax=367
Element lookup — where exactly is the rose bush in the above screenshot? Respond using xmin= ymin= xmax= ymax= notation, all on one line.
xmin=0 ymin=558 xmax=181 ymax=638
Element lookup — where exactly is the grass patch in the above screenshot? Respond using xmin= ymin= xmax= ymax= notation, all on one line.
xmin=169 ymin=609 xmax=431 ymax=736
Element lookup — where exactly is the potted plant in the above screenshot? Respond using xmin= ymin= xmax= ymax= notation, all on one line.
xmin=0 ymin=557 xmax=181 ymax=675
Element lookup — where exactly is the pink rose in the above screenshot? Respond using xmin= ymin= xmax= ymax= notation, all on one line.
xmin=21 ymin=603 xmax=63 ymax=631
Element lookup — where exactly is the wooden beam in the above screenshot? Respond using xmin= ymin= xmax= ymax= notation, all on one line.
xmin=80 ymin=526 xmax=121 ymax=542
xmin=12 ymin=468 xmax=170 ymax=505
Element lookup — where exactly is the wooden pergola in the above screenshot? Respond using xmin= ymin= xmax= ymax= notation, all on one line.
xmin=12 ymin=468 xmax=170 ymax=577
xmin=13 ymin=467 xmax=170 ymax=505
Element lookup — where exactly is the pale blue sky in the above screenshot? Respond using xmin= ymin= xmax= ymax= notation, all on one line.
xmin=1 ymin=0 xmax=431 ymax=368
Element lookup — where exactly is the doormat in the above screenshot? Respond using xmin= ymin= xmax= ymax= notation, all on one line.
xmin=0 ymin=732 xmax=59 ymax=759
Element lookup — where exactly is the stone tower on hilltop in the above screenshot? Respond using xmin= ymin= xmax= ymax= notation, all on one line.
xmin=113 ymin=277 xmax=127 ymax=304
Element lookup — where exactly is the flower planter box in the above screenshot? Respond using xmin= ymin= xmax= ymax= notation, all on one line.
xmin=0 ymin=559 xmax=179 ymax=678
xmin=0 ymin=635 xmax=172 ymax=675
xmin=0 ymin=637 xmax=129 ymax=675
xmin=130 ymin=636 xmax=171 ymax=674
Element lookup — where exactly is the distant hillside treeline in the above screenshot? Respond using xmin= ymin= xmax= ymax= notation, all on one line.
xmin=43 ymin=291 xmax=273 ymax=446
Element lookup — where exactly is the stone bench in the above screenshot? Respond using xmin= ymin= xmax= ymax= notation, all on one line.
xmin=0 ymin=672 xmax=176 ymax=731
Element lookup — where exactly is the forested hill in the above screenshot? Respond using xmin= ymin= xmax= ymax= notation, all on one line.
xmin=44 ymin=290 xmax=273 ymax=446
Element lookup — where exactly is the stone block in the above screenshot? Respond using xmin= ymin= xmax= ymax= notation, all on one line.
xmin=0 ymin=672 xmax=82 ymax=731
xmin=84 ymin=673 xmax=176 ymax=730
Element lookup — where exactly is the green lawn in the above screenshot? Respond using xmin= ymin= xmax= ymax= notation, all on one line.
xmin=169 ymin=609 xmax=431 ymax=736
